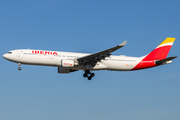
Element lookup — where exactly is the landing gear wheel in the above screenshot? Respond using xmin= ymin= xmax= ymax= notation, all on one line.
xmin=91 ymin=73 xmax=95 ymax=77
xmin=18 ymin=67 xmax=22 ymax=71
xmin=83 ymin=70 xmax=95 ymax=80
xmin=83 ymin=73 xmax=87 ymax=77
xmin=88 ymin=76 xmax=92 ymax=80
xmin=18 ymin=63 xmax=21 ymax=71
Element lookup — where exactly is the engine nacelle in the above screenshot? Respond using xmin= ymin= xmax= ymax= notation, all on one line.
xmin=58 ymin=67 xmax=77 ymax=73
xmin=61 ymin=59 xmax=75 ymax=67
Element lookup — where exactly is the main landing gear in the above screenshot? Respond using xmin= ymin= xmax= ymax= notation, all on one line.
xmin=83 ymin=70 xmax=95 ymax=80
xmin=18 ymin=63 xmax=22 ymax=71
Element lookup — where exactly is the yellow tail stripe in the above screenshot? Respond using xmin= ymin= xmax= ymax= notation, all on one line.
xmin=158 ymin=37 xmax=176 ymax=46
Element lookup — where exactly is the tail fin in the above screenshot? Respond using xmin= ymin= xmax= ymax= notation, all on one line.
xmin=132 ymin=37 xmax=176 ymax=70
xmin=143 ymin=37 xmax=176 ymax=61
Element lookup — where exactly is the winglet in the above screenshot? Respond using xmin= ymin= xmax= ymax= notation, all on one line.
xmin=119 ymin=41 xmax=127 ymax=47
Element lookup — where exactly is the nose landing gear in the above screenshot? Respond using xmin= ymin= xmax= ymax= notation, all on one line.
xmin=83 ymin=70 xmax=95 ymax=80
xmin=18 ymin=63 xmax=22 ymax=71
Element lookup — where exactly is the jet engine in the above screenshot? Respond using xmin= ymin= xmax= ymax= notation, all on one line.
xmin=61 ymin=59 xmax=75 ymax=67
xmin=61 ymin=59 xmax=79 ymax=67
xmin=58 ymin=67 xmax=77 ymax=73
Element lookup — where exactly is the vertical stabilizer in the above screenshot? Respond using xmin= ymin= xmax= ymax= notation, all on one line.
xmin=132 ymin=37 xmax=176 ymax=70
xmin=143 ymin=37 xmax=175 ymax=61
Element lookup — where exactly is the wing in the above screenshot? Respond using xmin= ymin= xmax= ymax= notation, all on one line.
xmin=78 ymin=41 xmax=127 ymax=65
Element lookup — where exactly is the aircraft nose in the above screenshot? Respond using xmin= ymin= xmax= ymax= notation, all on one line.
xmin=2 ymin=54 xmax=7 ymax=59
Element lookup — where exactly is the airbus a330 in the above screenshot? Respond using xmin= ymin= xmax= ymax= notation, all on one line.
xmin=3 ymin=37 xmax=177 ymax=80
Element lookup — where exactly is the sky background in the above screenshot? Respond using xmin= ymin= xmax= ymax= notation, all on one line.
xmin=0 ymin=0 xmax=180 ymax=120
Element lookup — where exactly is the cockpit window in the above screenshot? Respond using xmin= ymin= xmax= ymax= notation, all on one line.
xmin=7 ymin=52 xmax=12 ymax=54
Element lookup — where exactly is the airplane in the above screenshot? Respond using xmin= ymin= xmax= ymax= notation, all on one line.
xmin=2 ymin=37 xmax=177 ymax=80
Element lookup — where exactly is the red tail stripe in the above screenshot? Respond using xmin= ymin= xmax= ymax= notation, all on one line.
xmin=132 ymin=45 xmax=172 ymax=70
xmin=143 ymin=45 xmax=172 ymax=61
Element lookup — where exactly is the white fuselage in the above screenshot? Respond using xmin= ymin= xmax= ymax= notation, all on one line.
xmin=3 ymin=49 xmax=143 ymax=71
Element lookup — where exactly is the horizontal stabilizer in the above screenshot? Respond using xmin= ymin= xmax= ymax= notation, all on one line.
xmin=155 ymin=56 xmax=177 ymax=65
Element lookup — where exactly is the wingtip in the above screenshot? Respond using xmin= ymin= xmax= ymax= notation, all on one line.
xmin=119 ymin=41 xmax=127 ymax=46
xmin=174 ymin=56 xmax=178 ymax=58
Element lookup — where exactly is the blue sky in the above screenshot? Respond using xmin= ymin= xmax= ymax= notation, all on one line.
xmin=0 ymin=0 xmax=180 ymax=120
